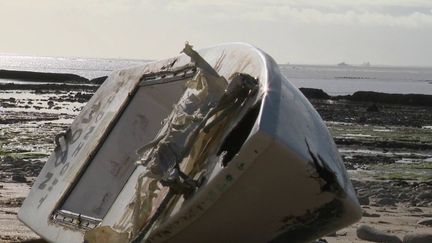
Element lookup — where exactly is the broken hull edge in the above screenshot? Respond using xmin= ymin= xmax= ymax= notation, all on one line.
xmin=146 ymin=128 xmax=362 ymax=243
xmin=143 ymin=49 xmax=361 ymax=242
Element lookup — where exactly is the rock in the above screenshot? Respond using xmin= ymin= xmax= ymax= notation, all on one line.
xmin=417 ymin=218 xmax=432 ymax=226
xmin=357 ymin=225 xmax=402 ymax=243
xmin=347 ymin=91 xmax=432 ymax=107
xmin=313 ymin=239 xmax=328 ymax=243
xmin=403 ymin=233 xmax=432 ymax=243
xmin=373 ymin=188 xmax=387 ymax=195
xmin=411 ymin=200 xmax=420 ymax=207
xmin=74 ymin=92 xmax=93 ymax=102
xmin=299 ymin=88 xmax=331 ymax=99
xmin=3 ymin=197 xmax=25 ymax=207
xmin=4 ymin=156 xmax=14 ymax=164
xmin=363 ymin=210 xmax=380 ymax=218
xmin=358 ymin=116 xmax=367 ymax=123
xmin=416 ymin=201 xmax=430 ymax=207
xmin=392 ymin=180 xmax=410 ymax=187
xmin=90 ymin=76 xmax=108 ymax=85
xmin=0 ymin=69 xmax=89 ymax=83
xmin=358 ymin=194 xmax=370 ymax=205
xmin=375 ymin=197 xmax=397 ymax=206
xmin=12 ymin=174 xmax=27 ymax=183
xmin=19 ymin=238 xmax=48 ymax=243
xmin=14 ymin=159 xmax=27 ymax=167
xmin=367 ymin=104 xmax=380 ymax=112
xmin=417 ymin=191 xmax=432 ymax=200
xmin=398 ymin=192 xmax=409 ymax=200
xmin=408 ymin=208 xmax=423 ymax=213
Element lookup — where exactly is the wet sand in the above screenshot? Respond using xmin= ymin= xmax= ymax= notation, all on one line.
xmin=1 ymin=85 xmax=431 ymax=242
xmin=0 ymin=83 xmax=91 ymax=242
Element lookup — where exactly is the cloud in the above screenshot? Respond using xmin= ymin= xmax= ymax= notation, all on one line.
xmin=270 ymin=6 xmax=432 ymax=28
xmin=4 ymin=0 xmax=431 ymax=28
xmin=96 ymin=0 xmax=429 ymax=29
xmin=153 ymin=0 xmax=432 ymax=28
xmin=1 ymin=0 xmax=431 ymax=65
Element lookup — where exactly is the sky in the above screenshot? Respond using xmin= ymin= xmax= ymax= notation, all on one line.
xmin=1 ymin=0 xmax=432 ymax=66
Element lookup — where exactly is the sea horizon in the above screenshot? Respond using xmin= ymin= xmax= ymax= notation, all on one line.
xmin=1 ymin=54 xmax=432 ymax=96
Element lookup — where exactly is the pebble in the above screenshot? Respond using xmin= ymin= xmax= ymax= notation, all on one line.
xmin=357 ymin=225 xmax=402 ymax=243
xmin=403 ymin=233 xmax=432 ymax=243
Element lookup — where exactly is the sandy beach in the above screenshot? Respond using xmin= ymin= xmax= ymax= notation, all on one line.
xmin=1 ymin=83 xmax=431 ymax=242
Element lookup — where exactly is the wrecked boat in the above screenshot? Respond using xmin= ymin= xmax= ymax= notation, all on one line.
xmin=19 ymin=43 xmax=361 ymax=242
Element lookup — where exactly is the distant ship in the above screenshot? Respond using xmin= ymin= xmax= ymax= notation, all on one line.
xmin=337 ymin=62 xmax=350 ymax=67
xmin=19 ymin=43 xmax=361 ymax=243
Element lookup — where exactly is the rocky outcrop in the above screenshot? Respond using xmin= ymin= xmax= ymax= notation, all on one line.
xmin=299 ymin=88 xmax=330 ymax=99
xmin=344 ymin=91 xmax=432 ymax=107
xmin=0 ymin=83 xmax=99 ymax=91
xmin=0 ymin=69 xmax=88 ymax=83
xmin=90 ymin=76 xmax=108 ymax=85
xmin=299 ymin=88 xmax=432 ymax=107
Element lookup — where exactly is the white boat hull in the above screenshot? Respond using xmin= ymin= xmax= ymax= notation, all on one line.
xmin=19 ymin=43 xmax=361 ymax=242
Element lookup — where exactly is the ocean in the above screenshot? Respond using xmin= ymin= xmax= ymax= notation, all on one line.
xmin=280 ymin=64 xmax=432 ymax=95
xmin=1 ymin=55 xmax=432 ymax=95
xmin=0 ymin=55 xmax=148 ymax=80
